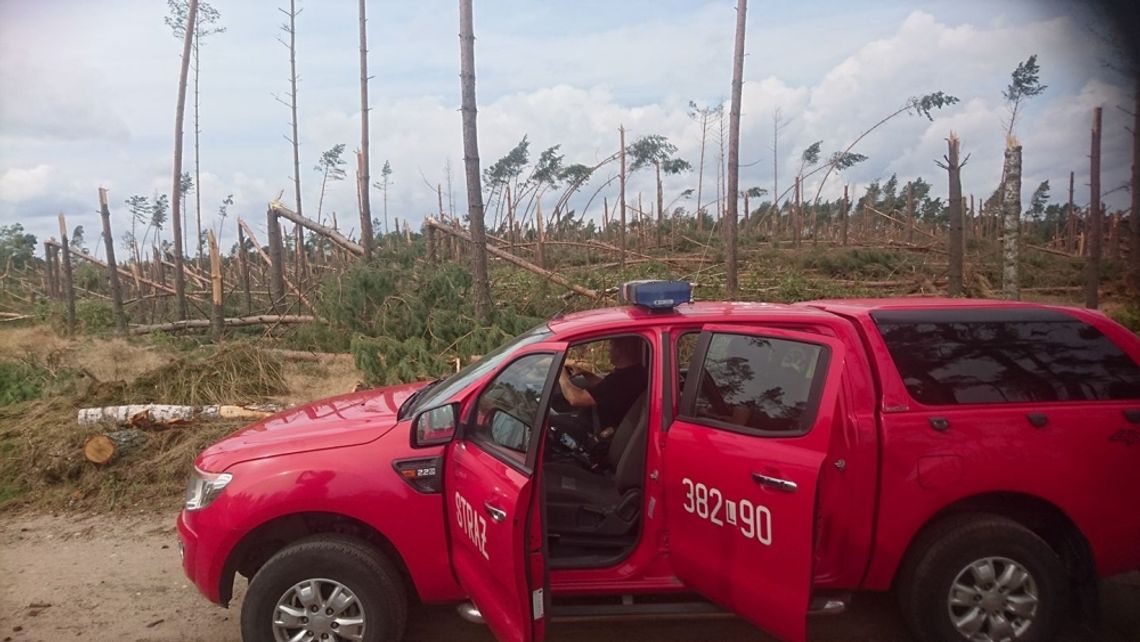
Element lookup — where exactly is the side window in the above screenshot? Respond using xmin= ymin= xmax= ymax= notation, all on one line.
xmin=685 ymin=332 xmax=829 ymax=435
xmin=874 ymin=313 xmax=1140 ymax=405
xmin=468 ymin=354 xmax=554 ymax=462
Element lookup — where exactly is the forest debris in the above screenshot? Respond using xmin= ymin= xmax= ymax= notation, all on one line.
xmin=77 ymin=404 xmax=283 ymax=428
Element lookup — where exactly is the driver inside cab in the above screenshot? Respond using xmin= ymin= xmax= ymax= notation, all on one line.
xmin=556 ymin=337 xmax=648 ymax=441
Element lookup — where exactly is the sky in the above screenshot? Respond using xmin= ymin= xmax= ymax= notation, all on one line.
xmin=0 ymin=0 xmax=1136 ymax=258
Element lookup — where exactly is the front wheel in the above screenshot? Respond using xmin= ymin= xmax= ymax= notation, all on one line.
xmin=241 ymin=535 xmax=407 ymax=642
xmin=897 ymin=513 xmax=1069 ymax=642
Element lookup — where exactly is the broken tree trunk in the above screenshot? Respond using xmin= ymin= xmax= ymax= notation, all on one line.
xmin=78 ymin=403 xmax=283 ymax=428
xmin=724 ymin=0 xmax=746 ymax=296
xmin=426 ymin=218 xmax=600 ymax=300
xmin=57 ymin=214 xmax=76 ymax=333
xmin=940 ymin=133 xmax=966 ymax=296
xmin=207 ymin=229 xmax=224 ymax=342
xmin=48 ymin=241 xmax=179 ymax=296
xmin=98 ymin=188 xmax=128 ymax=334
xmin=266 ymin=206 xmax=287 ymax=310
xmin=129 ymin=315 xmax=315 ymax=335
xmin=84 ymin=429 xmax=148 ymax=464
xmin=619 ymin=125 xmax=627 ymax=267
xmin=840 ymin=184 xmax=850 ymax=247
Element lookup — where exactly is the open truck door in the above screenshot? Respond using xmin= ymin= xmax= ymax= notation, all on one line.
xmin=443 ymin=342 xmax=566 ymax=642
xmin=666 ymin=325 xmax=845 ymax=642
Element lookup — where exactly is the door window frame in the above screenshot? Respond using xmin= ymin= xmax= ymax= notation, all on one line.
xmin=677 ymin=329 xmax=833 ymax=438
xmin=460 ymin=350 xmax=565 ymax=475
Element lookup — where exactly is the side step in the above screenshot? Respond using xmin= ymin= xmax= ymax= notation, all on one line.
xmin=456 ymin=592 xmax=849 ymax=626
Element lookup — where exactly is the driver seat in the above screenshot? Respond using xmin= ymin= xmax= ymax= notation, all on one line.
xmin=544 ymin=392 xmax=648 ymax=536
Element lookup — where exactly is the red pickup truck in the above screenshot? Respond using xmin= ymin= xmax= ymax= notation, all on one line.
xmin=177 ymin=282 xmax=1140 ymax=642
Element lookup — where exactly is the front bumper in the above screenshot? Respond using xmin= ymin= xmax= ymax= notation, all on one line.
xmin=177 ymin=509 xmax=226 ymax=605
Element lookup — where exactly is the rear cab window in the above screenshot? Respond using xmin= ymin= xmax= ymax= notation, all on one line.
xmin=872 ymin=308 xmax=1140 ymax=405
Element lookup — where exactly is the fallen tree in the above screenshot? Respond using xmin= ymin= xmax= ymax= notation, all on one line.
xmin=84 ymin=429 xmax=148 ymax=465
xmin=128 ymin=315 xmax=315 ymax=335
xmin=425 ymin=217 xmax=601 ymax=300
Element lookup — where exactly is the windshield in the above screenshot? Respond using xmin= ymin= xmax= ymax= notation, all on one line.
xmin=408 ymin=324 xmax=552 ymax=415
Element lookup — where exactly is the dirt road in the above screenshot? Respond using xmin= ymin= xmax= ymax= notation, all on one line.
xmin=1 ymin=512 xmax=1137 ymax=642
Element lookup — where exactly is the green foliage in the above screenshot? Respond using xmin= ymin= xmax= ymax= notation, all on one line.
xmin=485 ymin=136 xmax=531 ymax=186
xmin=909 ymin=91 xmax=960 ymax=121
xmin=0 ymin=223 xmax=36 ymax=270
xmin=75 ymin=299 xmax=116 ymax=333
xmin=0 ymin=359 xmax=50 ymax=406
xmin=1004 ymin=55 xmax=1047 ymax=103
xmin=800 ymin=141 xmax=823 ymax=167
xmin=317 ymin=144 xmax=348 ymax=181
xmin=829 ymin=151 xmax=867 ymax=171
xmin=324 ymin=259 xmax=541 ymax=386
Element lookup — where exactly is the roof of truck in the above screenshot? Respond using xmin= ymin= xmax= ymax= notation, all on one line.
xmin=545 ymin=297 xmax=1107 ymax=336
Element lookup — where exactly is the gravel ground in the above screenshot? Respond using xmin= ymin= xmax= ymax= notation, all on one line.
xmin=1 ymin=512 xmax=1136 ymax=642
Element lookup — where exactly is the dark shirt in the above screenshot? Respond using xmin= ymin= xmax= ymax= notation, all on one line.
xmin=588 ymin=364 xmax=648 ymax=428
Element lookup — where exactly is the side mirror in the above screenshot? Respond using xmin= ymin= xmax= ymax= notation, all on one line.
xmin=412 ymin=403 xmax=459 ymax=448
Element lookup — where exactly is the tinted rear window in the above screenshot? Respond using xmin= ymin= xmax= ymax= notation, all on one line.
xmin=873 ymin=309 xmax=1140 ymax=405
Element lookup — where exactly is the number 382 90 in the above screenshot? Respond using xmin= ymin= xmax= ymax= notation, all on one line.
xmin=681 ymin=478 xmax=772 ymax=545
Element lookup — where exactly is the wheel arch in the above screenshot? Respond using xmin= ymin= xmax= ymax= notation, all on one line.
xmin=891 ymin=491 xmax=1097 ymax=613
xmin=219 ymin=511 xmax=414 ymax=607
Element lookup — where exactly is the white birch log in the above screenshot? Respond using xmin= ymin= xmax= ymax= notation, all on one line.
xmin=78 ymin=404 xmax=283 ymax=428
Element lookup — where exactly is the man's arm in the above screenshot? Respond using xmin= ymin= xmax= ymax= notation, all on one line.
xmin=558 ymin=366 xmax=597 ymax=408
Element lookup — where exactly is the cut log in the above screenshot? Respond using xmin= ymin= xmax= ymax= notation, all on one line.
xmin=128 ymin=315 xmax=315 ymax=335
xmin=78 ymin=403 xmax=284 ymax=428
xmin=84 ymin=429 xmax=149 ymax=464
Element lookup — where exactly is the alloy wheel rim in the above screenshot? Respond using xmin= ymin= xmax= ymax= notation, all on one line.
xmin=272 ymin=577 xmax=367 ymax=642
xmin=947 ymin=556 xmax=1039 ymax=642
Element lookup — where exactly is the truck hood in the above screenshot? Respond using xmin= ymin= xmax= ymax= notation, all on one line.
xmin=196 ymin=380 xmax=428 ymax=471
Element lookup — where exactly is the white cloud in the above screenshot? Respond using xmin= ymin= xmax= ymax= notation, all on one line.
xmin=0 ymin=165 xmax=53 ymax=203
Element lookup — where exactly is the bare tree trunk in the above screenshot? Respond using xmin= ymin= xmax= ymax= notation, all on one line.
xmin=98 ymin=188 xmax=128 ymax=334
xmin=279 ymin=0 xmax=308 ymax=276
xmin=945 ymin=134 xmax=965 ymax=296
xmin=1130 ymin=80 xmax=1140 ymax=294
xmin=358 ymin=0 xmax=375 ymax=261
xmin=57 ymin=214 xmax=76 ymax=333
xmin=207 ymin=229 xmax=223 ymax=342
xmin=840 ymin=184 xmax=850 ymax=247
xmin=655 ymin=162 xmax=663 ymax=247
xmin=793 ymin=175 xmax=802 ymax=248
xmin=536 ymin=196 xmax=546 ymax=269
xmin=1001 ymin=141 xmax=1022 ymax=300
xmin=459 ymin=0 xmax=492 ymax=323
xmin=1086 ymin=107 xmax=1103 ymax=309
xmin=266 ymin=207 xmax=286 ymax=310
xmin=619 ymin=125 xmax=627 ymax=268
xmin=170 ymin=0 xmax=198 ymax=320
xmin=695 ymin=113 xmax=708 ymax=232
xmin=905 ymin=181 xmax=915 ymax=245
xmin=1067 ymin=171 xmax=1076 ymax=254
xmin=724 ymin=0 xmax=746 ymax=295
xmin=193 ymin=32 xmax=203 ymax=268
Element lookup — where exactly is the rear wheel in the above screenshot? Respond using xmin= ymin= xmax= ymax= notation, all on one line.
xmin=241 ymin=535 xmax=407 ymax=642
xmin=897 ymin=513 xmax=1068 ymax=642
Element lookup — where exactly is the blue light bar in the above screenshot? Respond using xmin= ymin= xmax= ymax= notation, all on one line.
xmin=621 ymin=280 xmax=692 ymax=311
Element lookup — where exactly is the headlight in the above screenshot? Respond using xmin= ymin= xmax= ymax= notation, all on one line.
xmin=184 ymin=467 xmax=233 ymax=511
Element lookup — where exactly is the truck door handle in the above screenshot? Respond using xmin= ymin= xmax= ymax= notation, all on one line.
xmin=483 ymin=502 xmax=507 ymax=523
xmin=1124 ymin=409 xmax=1140 ymax=424
xmin=752 ymin=473 xmax=797 ymax=493
xmin=1026 ymin=413 xmax=1048 ymax=428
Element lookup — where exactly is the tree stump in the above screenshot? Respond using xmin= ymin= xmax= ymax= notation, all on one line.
xmin=84 ymin=429 xmax=149 ymax=465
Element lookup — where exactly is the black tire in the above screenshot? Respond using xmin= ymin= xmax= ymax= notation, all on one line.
xmin=241 ymin=535 xmax=407 ymax=642
xmin=897 ymin=513 xmax=1068 ymax=642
